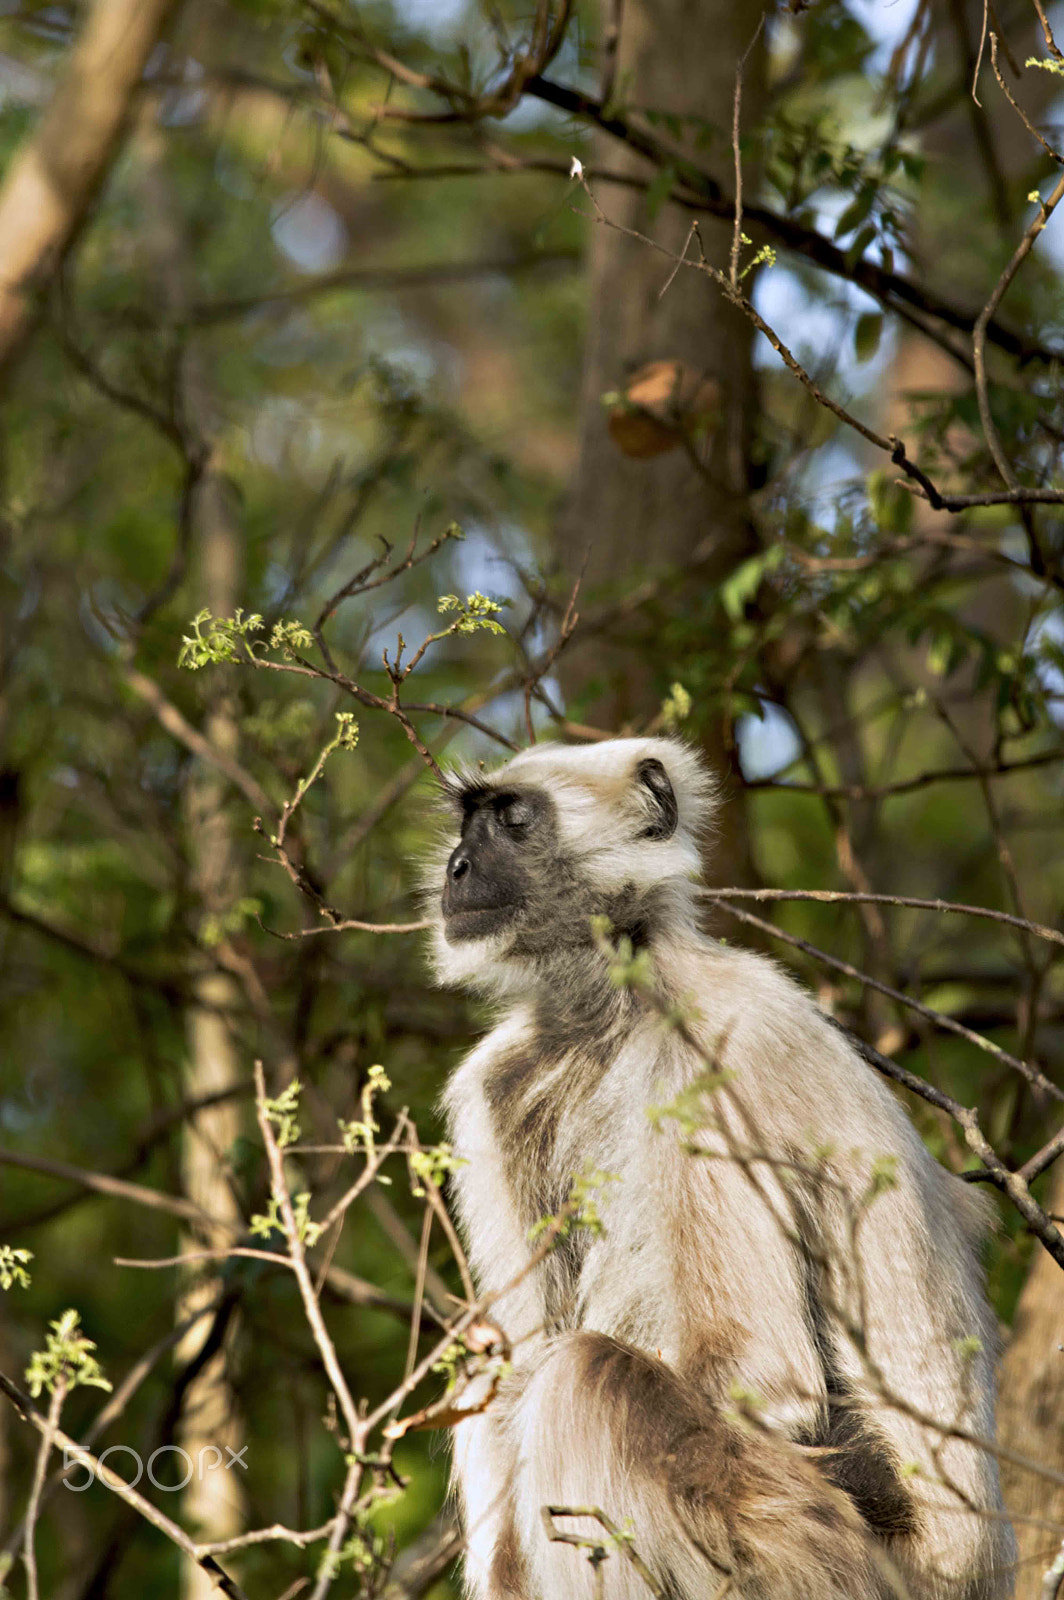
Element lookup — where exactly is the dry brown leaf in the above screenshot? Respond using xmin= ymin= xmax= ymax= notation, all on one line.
xmin=606 ymin=360 xmax=721 ymax=458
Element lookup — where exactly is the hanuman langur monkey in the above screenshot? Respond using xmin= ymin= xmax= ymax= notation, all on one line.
xmin=430 ymin=737 xmax=1014 ymax=1600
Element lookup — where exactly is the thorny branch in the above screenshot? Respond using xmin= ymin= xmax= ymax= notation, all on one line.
xmin=570 ymin=169 xmax=1064 ymax=511
xmin=328 ymin=1 xmax=1064 ymax=368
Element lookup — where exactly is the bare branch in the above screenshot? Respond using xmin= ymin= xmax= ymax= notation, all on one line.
xmin=973 ymin=166 xmax=1064 ymax=488
xmin=0 ymin=1371 xmax=250 ymax=1600
xmin=541 ymin=1505 xmax=668 ymax=1598
xmin=124 ymin=664 xmax=271 ymax=814
xmin=743 ymin=748 xmax=1063 ymax=799
xmin=704 ymin=895 xmax=1064 ymax=1104
xmin=22 ymin=1378 xmax=64 ymax=1600
xmin=0 ymin=1148 xmax=216 ymax=1228
xmin=705 ymin=887 xmax=1064 ymax=951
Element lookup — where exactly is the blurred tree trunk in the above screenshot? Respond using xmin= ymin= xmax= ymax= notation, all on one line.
xmin=137 ymin=118 xmax=247 ymax=1594
xmin=998 ymin=1162 xmax=1064 ymax=1597
xmin=177 ymin=470 xmax=247 ymax=1598
xmin=555 ymin=0 xmax=766 ymax=883
xmin=891 ymin=11 xmax=1064 ymax=1580
xmin=0 ymin=0 xmax=178 ymax=383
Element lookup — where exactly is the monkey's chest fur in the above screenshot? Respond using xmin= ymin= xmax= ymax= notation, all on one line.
xmin=479 ymin=1021 xmax=617 ymax=1329
xmin=445 ymin=993 xmax=663 ymax=1342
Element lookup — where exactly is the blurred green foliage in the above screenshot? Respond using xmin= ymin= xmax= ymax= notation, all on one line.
xmin=0 ymin=0 xmax=1061 ymax=1595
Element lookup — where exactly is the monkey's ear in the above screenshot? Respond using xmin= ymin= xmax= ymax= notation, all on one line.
xmin=635 ymin=758 xmax=678 ymax=840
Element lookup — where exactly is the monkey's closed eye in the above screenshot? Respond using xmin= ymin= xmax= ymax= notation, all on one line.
xmin=636 ymin=758 xmax=678 ymax=840
xmin=496 ymin=795 xmax=535 ymax=831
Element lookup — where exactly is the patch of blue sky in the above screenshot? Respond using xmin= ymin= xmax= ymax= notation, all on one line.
xmin=448 ymin=520 xmax=535 ymax=607
xmin=846 ymin=0 xmax=922 ymax=70
xmin=1027 ymin=607 xmax=1064 ymax=726
xmin=752 ymin=260 xmax=895 ymax=463
xmin=782 ymin=440 xmax=870 ymax=535
xmin=271 ymin=191 xmax=349 ymax=274
xmin=736 ymin=700 xmax=803 ymax=782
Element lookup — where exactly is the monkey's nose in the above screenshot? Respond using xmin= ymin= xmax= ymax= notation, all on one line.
xmin=447 ymin=852 xmax=471 ymax=884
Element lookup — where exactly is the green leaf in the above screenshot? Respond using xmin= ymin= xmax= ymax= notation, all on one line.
xmin=846 ymin=224 xmax=877 ymax=266
xmin=25 ymin=1310 xmax=111 ymax=1397
xmin=0 ymin=1245 xmax=32 ymax=1290
xmin=867 ymin=468 xmax=914 ymax=534
xmin=834 ymin=188 xmax=874 ymax=240
xmin=720 ymin=546 xmax=784 ymax=620
xmin=645 ymin=164 xmax=678 ymax=224
xmin=853 ymin=312 xmax=883 ymax=362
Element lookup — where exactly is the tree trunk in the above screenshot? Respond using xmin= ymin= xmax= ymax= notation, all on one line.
xmin=556 ymin=0 xmax=766 ymax=881
xmin=998 ymin=1161 xmax=1064 ymax=1598
xmin=177 ymin=465 xmax=247 ymax=1598
xmin=894 ymin=15 xmax=1064 ymax=1583
xmin=136 ymin=116 xmax=248 ymax=1595
xmin=0 ymin=0 xmax=178 ymax=381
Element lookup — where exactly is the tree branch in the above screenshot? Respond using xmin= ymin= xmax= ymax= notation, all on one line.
xmin=0 ymin=0 xmax=180 ymax=380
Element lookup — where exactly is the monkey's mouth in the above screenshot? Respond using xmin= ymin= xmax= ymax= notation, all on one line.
xmin=441 ymin=890 xmax=518 ymax=942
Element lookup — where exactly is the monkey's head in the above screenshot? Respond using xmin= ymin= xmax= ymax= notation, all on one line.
xmin=428 ymin=737 xmax=715 ymax=997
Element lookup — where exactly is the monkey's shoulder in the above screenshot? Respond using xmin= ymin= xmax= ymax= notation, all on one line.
xmin=667 ymin=938 xmax=934 ymax=1150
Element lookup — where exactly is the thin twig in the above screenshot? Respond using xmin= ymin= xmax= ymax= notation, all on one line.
xmin=729 ymin=15 xmax=764 ymax=291
xmin=262 ymin=916 xmax=431 ymax=940
xmin=823 ymin=1031 xmax=1064 ymax=1272
xmin=990 ymin=33 xmax=1064 ymax=162
xmin=253 ymin=1061 xmax=362 ymax=1446
xmin=571 ymin=170 xmax=1064 ymax=511
xmin=1032 ymin=0 xmax=1064 ymax=59
xmin=542 ymin=1505 xmax=667 ymax=1598
xmin=973 ymin=167 xmax=1064 ymax=488
xmin=0 ymin=1371 xmax=249 ymax=1599
xmin=704 ymin=887 xmax=1064 ymax=950
xmin=972 ymin=0 xmax=990 ymax=104
xmin=124 ymin=663 xmax=271 ymax=813
xmin=314 ymin=1117 xmax=413 ymax=1238
xmin=1020 ymin=1127 xmax=1064 ymax=1185
xmin=523 ymin=569 xmax=582 ymax=744
xmin=405 ymin=1116 xmax=476 ymax=1305
xmin=22 ymin=1379 xmax=64 ymax=1600
xmin=197 ymin=1518 xmax=337 ymax=1556
xmin=0 ymin=1148 xmax=215 ymax=1228
xmin=743 ymin=747 xmax=1063 ymax=799
xmin=705 ymin=896 xmax=1064 ymax=1102
xmin=2 ymin=1297 xmax=225 ymax=1568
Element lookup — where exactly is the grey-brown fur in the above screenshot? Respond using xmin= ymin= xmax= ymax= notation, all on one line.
xmin=429 ymin=737 xmax=1015 ymax=1600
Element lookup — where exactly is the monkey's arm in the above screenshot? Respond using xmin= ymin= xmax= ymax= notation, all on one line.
xmin=501 ymin=1330 xmax=898 ymax=1600
xmin=696 ymin=963 xmax=1014 ymax=1597
xmin=814 ymin=1141 xmax=1014 ymax=1598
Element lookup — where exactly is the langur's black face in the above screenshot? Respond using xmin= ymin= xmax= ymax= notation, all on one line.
xmin=441 ymin=786 xmax=554 ymax=941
